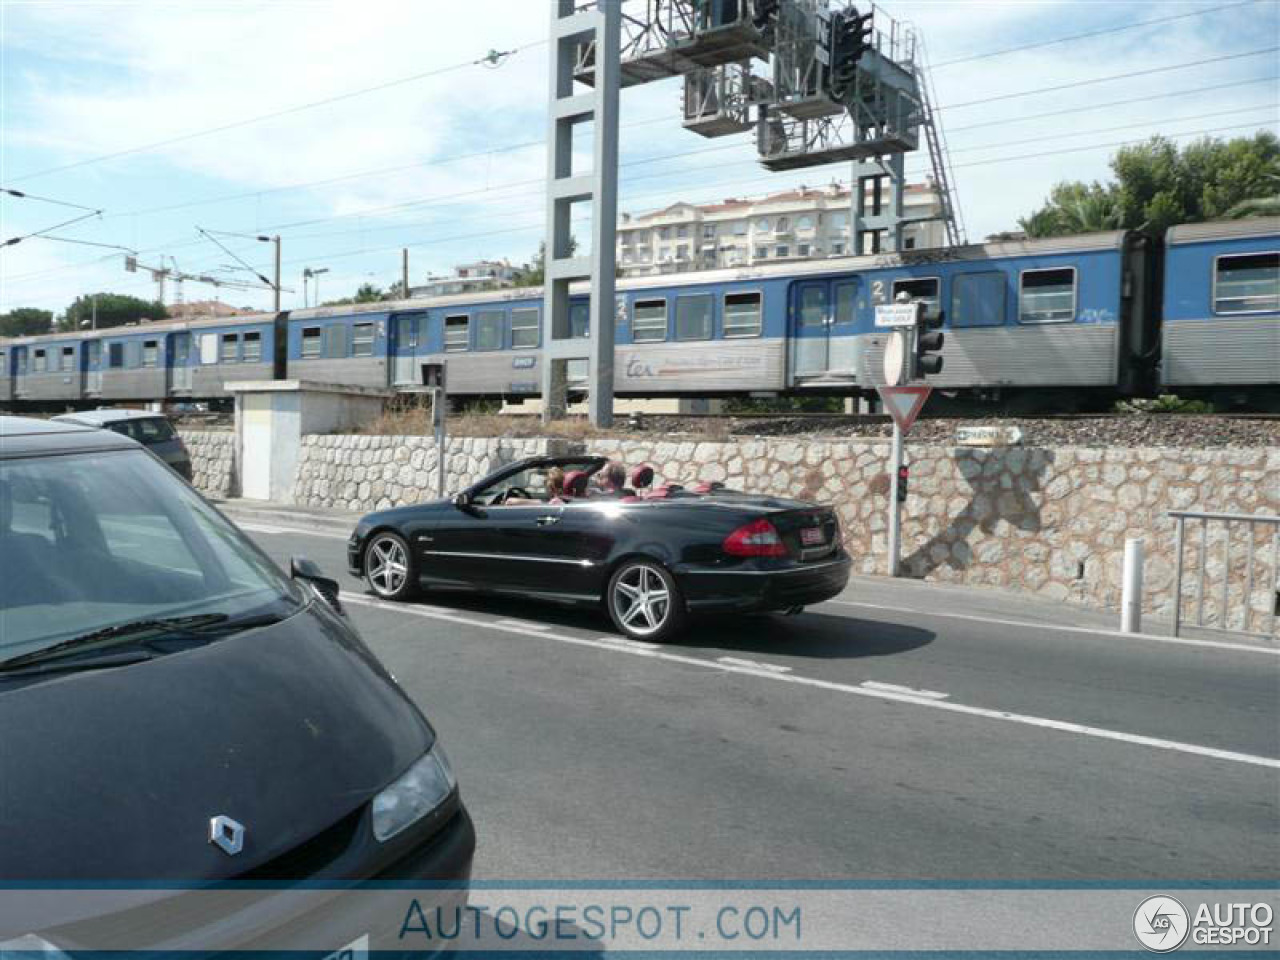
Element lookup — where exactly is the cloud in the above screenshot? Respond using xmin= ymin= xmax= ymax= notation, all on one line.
xmin=1 ymin=0 xmax=1276 ymax=313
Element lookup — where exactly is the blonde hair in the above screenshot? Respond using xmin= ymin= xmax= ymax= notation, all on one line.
xmin=546 ymin=466 xmax=565 ymax=497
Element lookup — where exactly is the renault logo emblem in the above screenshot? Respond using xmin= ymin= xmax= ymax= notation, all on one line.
xmin=208 ymin=815 xmax=246 ymax=856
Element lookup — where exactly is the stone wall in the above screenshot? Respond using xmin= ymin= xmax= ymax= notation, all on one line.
xmin=183 ymin=426 xmax=1277 ymax=633
xmin=182 ymin=430 xmax=235 ymax=498
xmin=291 ymin=435 xmax=573 ymax=511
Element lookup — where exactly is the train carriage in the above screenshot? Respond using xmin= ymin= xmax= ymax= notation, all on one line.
xmin=1160 ymin=217 xmax=1280 ymax=407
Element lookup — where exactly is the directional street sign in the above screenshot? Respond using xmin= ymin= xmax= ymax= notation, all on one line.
xmin=876 ymin=384 xmax=933 ymax=434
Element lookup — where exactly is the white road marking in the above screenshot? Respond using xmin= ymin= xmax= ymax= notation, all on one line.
xmin=494 ymin=619 xmax=552 ymax=631
xmin=717 ymin=656 xmax=793 ymax=674
xmin=860 ymin=680 xmax=949 ymax=700
xmin=340 ymin=591 xmax=1280 ymax=772
xmin=829 ymin=599 xmax=1280 ymax=657
xmin=596 ymin=636 xmax=662 ymax=651
xmin=233 ymin=520 xmax=350 ymax=541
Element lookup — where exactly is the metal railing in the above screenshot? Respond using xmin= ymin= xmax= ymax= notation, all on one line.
xmin=1170 ymin=510 xmax=1279 ymax=639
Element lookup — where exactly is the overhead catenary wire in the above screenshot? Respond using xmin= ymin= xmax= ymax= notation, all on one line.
xmin=5 ymin=40 xmax=544 ymax=184
xmin=931 ymin=0 xmax=1261 ymax=68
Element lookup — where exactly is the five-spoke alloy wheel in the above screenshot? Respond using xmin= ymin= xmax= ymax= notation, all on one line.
xmin=607 ymin=559 xmax=685 ymax=643
xmin=364 ymin=531 xmax=417 ymax=601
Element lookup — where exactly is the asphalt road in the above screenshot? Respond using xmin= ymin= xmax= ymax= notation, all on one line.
xmin=237 ymin=517 xmax=1279 ymax=882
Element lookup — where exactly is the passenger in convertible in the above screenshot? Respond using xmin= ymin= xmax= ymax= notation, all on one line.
xmin=545 ymin=466 xmax=566 ymax=504
xmin=593 ymin=460 xmax=631 ymax=498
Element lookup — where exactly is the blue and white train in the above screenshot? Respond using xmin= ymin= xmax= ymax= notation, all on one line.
xmin=1 ymin=217 xmax=1276 ymax=412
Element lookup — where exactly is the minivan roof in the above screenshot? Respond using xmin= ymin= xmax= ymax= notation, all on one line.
xmin=0 ymin=415 xmax=138 ymax=459
xmin=53 ymin=408 xmax=170 ymax=427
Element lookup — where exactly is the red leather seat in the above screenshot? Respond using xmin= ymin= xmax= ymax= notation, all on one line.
xmin=629 ymin=464 xmax=655 ymax=490
xmin=563 ymin=471 xmax=589 ymax=499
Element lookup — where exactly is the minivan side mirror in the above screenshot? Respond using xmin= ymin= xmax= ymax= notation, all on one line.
xmin=291 ymin=555 xmax=343 ymax=615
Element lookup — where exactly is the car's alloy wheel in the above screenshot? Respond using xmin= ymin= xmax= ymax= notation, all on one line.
xmin=365 ymin=532 xmax=416 ymax=601
xmin=608 ymin=560 xmax=684 ymax=642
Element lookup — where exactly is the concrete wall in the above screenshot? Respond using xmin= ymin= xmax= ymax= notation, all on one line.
xmin=183 ymin=430 xmax=235 ymax=498
xmin=184 ymin=429 xmax=1279 ymax=633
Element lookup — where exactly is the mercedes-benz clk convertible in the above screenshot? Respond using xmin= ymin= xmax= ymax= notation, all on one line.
xmin=348 ymin=455 xmax=852 ymax=642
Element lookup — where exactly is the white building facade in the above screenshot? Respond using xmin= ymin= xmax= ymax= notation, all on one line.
xmin=412 ymin=259 xmax=520 ymax=298
xmin=616 ymin=181 xmax=945 ymax=278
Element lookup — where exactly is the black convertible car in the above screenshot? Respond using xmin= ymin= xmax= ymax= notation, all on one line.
xmin=347 ymin=455 xmax=852 ymax=642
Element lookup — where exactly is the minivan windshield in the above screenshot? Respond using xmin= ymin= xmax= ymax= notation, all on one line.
xmin=0 ymin=448 xmax=305 ymax=662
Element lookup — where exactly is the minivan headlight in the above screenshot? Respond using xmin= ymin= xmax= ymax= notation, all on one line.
xmin=371 ymin=744 xmax=456 ymax=843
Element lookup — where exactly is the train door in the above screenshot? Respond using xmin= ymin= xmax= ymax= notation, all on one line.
xmin=391 ymin=313 xmax=422 ymax=386
xmin=789 ymin=278 xmax=858 ymax=381
xmin=169 ymin=332 xmax=193 ymax=392
xmin=83 ymin=340 xmax=102 ymax=395
xmin=12 ymin=346 xmax=28 ymax=397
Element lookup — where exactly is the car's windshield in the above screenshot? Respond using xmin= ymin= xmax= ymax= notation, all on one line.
xmin=0 ymin=448 xmax=305 ymax=661
xmin=474 ymin=460 xmax=601 ymax=503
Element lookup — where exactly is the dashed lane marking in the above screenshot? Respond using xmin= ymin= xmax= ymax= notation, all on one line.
xmin=494 ymin=619 xmax=552 ymax=631
xmin=717 ymin=656 xmax=793 ymax=674
xmin=340 ymin=591 xmax=1280 ymax=771
xmin=860 ymin=680 xmax=949 ymax=700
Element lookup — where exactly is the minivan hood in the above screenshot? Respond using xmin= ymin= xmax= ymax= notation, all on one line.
xmin=0 ymin=603 xmax=431 ymax=881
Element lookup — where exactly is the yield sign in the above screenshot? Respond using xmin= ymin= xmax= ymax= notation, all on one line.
xmin=876 ymin=384 xmax=933 ymax=433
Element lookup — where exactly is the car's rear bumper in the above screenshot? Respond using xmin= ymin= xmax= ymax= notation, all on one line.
xmin=676 ymin=551 xmax=852 ymax=613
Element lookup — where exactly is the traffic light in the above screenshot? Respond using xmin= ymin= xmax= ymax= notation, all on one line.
xmin=829 ymin=7 xmax=873 ymax=89
xmin=896 ymin=465 xmax=909 ymax=503
xmin=752 ymin=0 xmax=779 ymax=31
xmin=914 ymin=310 xmax=945 ymax=377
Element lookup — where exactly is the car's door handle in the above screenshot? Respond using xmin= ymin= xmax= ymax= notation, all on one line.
xmin=535 ymin=515 xmax=560 ymax=526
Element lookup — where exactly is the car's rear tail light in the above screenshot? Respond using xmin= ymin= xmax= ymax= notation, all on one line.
xmin=723 ymin=518 xmax=788 ymax=557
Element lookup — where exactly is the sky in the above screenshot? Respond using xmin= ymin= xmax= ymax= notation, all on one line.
xmin=1 ymin=0 xmax=1277 ymax=318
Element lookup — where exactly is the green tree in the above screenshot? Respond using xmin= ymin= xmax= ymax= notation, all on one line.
xmin=1019 ymin=131 xmax=1280 ymax=238
xmin=320 ymin=282 xmax=385 ymax=307
xmin=0 ymin=307 xmax=55 ymax=338
xmin=513 ymin=238 xmax=578 ymax=287
xmin=59 ymin=293 xmax=167 ymax=331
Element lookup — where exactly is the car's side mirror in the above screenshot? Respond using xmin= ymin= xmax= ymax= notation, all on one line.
xmin=291 ymin=555 xmax=343 ymax=614
xmin=452 ymin=492 xmax=470 ymax=508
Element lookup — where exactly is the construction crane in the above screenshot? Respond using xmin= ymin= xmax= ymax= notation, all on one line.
xmin=124 ymin=254 xmax=277 ymax=313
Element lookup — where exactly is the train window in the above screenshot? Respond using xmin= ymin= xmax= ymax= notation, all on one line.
xmin=60 ymin=347 xmax=75 ymax=371
xmin=394 ymin=315 xmax=417 ymax=350
xmin=834 ymin=284 xmax=857 ymax=325
xmin=633 ymin=299 xmax=667 ymax=342
xmin=444 ymin=315 xmax=469 ymax=352
xmin=243 ymin=331 xmax=262 ymax=363
xmin=892 ymin=277 xmax=940 ymax=318
xmin=301 ymin=327 xmax=322 ymax=359
xmin=418 ymin=315 xmax=430 ymax=350
xmin=108 ymin=343 xmax=124 ymax=369
xmin=952 ymin=272 xmax=1006 ymax=328
xmin=0 ymin=351 xmax=6 ymax=373
xmin=33 ymin=350 xmax=47 ymax=374
xmin=352 ymin=323 xmax=374 ymax=357
xmin=511 ymin=308 xmax=539 ymax=349
xmin=723 ymin=292 xmax=762 ymax=338
xmin=475 ymin=311 xmax=504 ymax=351
xmin=1018 ymin=268 xmax=1076 ymax=323
xmin=220 ymin=334 xmax=239 ymax=363
xmin=799 ymin=286 xmax=826 ymax=327
xmin=570 ymin=303 xmax=590 ymax=338
xmin=1214 ymin=252 xmax=1279 ymax=314
xmin=323 ymin=325 xmax=348 ymax=359
xmin=676 ymin=294 xmax=714 ymax=341
xmin=141 ymin=341 xmax=159 ymax=368
xmin=15 ymin=350 xmax=27 ymax=374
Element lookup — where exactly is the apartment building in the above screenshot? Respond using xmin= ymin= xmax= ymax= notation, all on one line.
xmin=412 ymin=259 xmax=520 ymax=298
xmin=616 ymin=181 xmax=945 ymax=278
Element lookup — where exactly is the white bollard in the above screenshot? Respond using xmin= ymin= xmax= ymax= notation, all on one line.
xmin=1121 ymin=538 xmax=1145 ymax=634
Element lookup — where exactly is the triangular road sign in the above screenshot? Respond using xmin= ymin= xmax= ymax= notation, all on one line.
xmin=876 ymin=384 xmax=933 ymax=434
